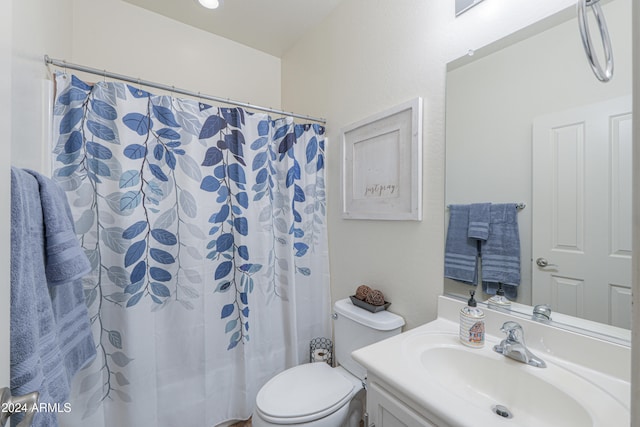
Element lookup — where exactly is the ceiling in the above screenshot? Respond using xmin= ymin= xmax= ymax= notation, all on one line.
xmin=122 ymin=0 xmax=345 ymax=57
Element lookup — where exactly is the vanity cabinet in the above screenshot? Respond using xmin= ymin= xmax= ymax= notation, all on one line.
xmin=366 ymin=376 xmax=441 ymax=427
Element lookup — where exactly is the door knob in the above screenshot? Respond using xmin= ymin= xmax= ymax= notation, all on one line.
xmin=0 ymin=387 xmax=39 ymax=427
xmin=535 ymin=257 xmax=557 ymax=268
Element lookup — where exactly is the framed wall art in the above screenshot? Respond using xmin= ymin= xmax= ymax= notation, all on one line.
xmin=342 ymin=97 xmax=423 ymax=221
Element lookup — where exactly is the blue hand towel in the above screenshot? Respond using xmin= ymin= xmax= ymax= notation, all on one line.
xmin=444 ymin=205 xmax=478 ymax=284
xmin=10 ymin=167 xmax=68 ymax=427
xmin=482 ymin=203 xmax=521 ymax=298
xmin=468 ymin=203 xmax=491 ymax=241
xmin=25 ymin=169 xmax=96 ymax=384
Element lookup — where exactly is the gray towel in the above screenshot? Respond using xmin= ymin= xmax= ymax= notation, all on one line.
xmin=468 ymin=203 xmax=491 ymax=241
xmin=444 ymin=205 xmax=478 ymax=284
xmin=10 ymin=167 xmax=68 ymax=427
xmin=25 ymin=169 xmax=96 ymax=385
xmin=482 ymin=203 xmax=521 ymax=298
xmin=25 ymin=170 xmax=92 ymax=287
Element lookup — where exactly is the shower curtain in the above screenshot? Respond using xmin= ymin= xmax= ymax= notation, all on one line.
xmin=51 ymin=73 xmax=330 ymax=427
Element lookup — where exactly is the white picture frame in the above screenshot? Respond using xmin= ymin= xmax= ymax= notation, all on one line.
xmin=342 ymin=97 xmax=423 ymax=221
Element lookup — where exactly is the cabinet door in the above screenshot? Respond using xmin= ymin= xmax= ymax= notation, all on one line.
xmin=367 ymin=382 xmax=436 ymax=427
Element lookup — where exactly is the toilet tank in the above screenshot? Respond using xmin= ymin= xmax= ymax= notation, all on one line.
xmin=333 ymin=298 xmax=404 ymax=381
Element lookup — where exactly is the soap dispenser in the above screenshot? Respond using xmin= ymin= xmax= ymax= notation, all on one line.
xmin=487 ymin=283 xmax=511 ymax=311
xmin=459 ymin=290 xmax=485 ymax=348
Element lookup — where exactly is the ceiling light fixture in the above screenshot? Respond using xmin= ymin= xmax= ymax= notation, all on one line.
xmin=198 ymin=0 xmax=220 ymax=9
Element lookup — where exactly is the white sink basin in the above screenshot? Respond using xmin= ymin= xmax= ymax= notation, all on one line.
xmin=402 ymin=333 xmax=628 ymax=426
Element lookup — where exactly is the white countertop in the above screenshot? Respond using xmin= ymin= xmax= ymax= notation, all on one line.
xmin=351 ymin=295 xmax=631 ymax=427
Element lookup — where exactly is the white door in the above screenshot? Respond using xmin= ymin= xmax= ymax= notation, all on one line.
xmin=532 ymin=96 xmax=632 ymax=328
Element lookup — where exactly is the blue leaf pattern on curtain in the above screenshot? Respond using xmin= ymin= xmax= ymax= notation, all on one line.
xmin=51 ymin=73 xmax=329 ymax=426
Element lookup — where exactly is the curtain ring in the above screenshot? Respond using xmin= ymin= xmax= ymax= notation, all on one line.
xmin=169 ymin=85 xmax=176 ymax=108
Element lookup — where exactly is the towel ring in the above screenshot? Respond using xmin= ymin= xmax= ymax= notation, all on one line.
xmin=577 ymin=0 xmax=614 ymax=82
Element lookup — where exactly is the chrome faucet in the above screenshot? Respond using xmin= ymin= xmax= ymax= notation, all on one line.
xmin=493 ymin=321 xmax=546 ymax=368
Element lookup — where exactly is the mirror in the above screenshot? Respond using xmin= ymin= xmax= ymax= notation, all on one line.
xmin=444 ymin=0 xmax=631 ymax=340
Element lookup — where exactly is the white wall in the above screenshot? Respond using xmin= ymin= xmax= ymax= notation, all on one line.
xmin=281 ymin=0 xmax=578 ymax=330
xmin=283 ymin=0 xmax=639 ymax=416
xmin=71 ymin=0 xmax=281 ymax=110
xmin=11 ymin=0 xmax=73 ymax=171
xmin=445 ymin=0 xmax=631 ymax=306
xmin=5 ymin=0 xmax=278 ymax=423
xmin=5 ymin=0 xmax=73 ymax=390
xmin=0 ymin=0 xmax=13 ymax=387
xmin=10 ymin=0 xmax=282 ymax=176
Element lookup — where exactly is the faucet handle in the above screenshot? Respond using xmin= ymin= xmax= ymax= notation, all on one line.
xmin=533 ymin=304 xmax=552 ymax=321
xmin=500 ymin=321 xmax=524 ymax=342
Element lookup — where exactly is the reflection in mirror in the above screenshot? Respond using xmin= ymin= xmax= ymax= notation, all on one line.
xmin=444 ymin=0 xmax=631 ymax=341
xmin=455 ymin=0 xmax=486 ymax=16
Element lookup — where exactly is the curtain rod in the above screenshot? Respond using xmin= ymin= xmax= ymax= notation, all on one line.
xmin=44 ymin=55 xmax=327 ymax=124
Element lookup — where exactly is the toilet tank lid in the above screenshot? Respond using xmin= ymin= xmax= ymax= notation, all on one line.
xmin=334 ymin=298 xmax=405 ymax=331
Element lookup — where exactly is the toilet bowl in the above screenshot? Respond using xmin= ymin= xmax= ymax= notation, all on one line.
xmin=252 ymin=298 xmax=405 ymax=427
xmin=252 ymin=363 xmax=363 ymax=427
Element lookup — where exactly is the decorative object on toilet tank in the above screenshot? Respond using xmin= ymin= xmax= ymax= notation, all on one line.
xmin=365 ymin=289 xmax=385 ymax=306
xmin=351 ymin=285 xmax=391 ymax=312
xmin=350 ymin=296 xmax=391 ymax=313
xmin=354 ymin=284 xmax=372 ymax=300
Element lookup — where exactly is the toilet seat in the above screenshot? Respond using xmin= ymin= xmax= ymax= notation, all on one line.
xmin=255 ymin=363 xmax=355 ymax=424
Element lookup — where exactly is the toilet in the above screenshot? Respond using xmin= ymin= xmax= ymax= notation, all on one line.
xmin=253 ymin=298 xmax=405 ymax=427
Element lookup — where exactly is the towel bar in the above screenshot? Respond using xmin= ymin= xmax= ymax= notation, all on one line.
xmin=446 ymin=203 xmax=525 ymax=210
xmin=0 ymin=387 xmax=39 ymax=427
